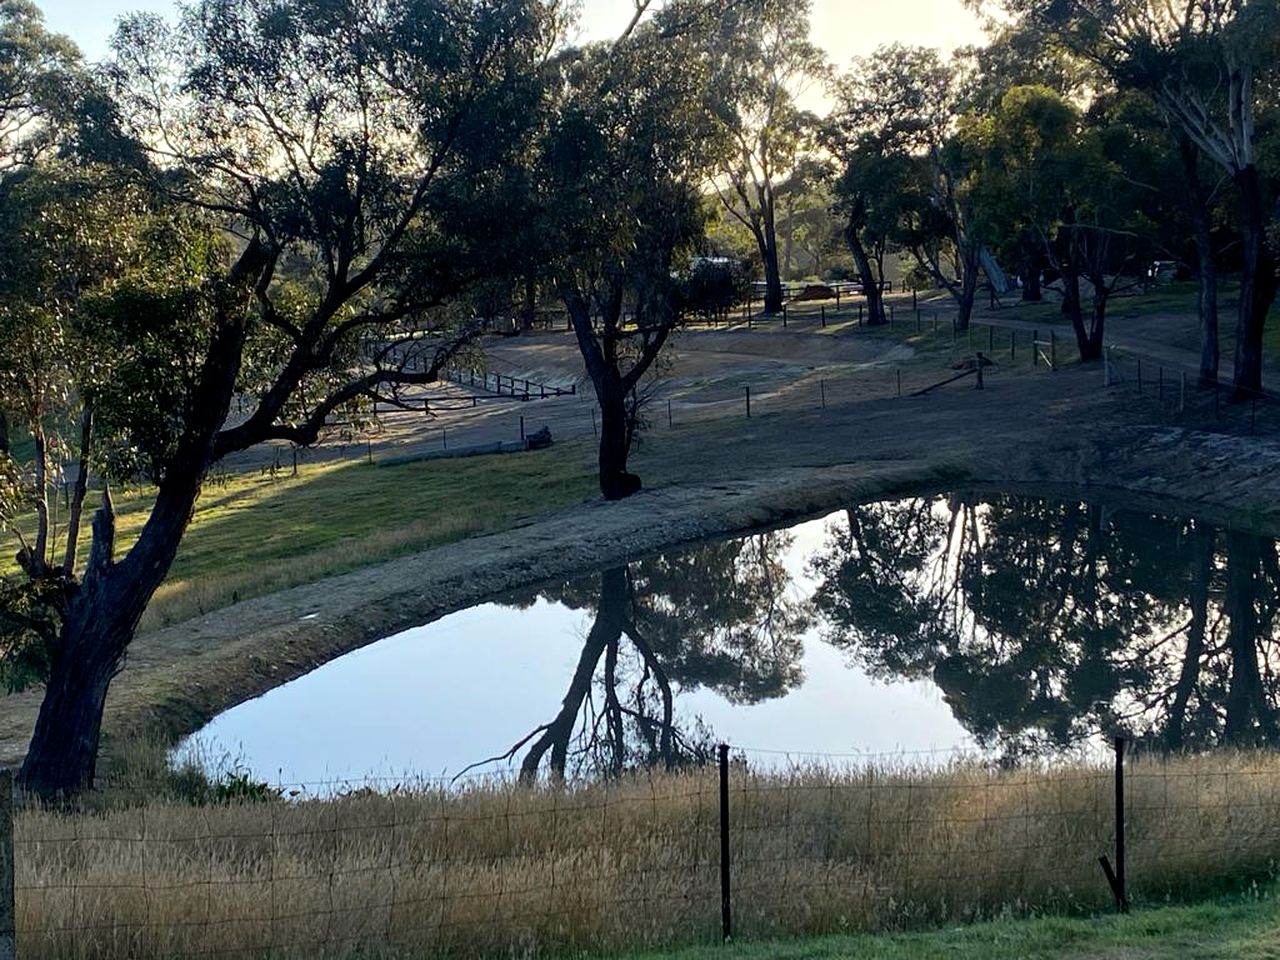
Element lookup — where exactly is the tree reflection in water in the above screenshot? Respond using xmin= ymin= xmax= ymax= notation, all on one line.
xmin=809 ymin=496 xmax=1280 ymax=755
xmin=494 ymin=533 xmax=811 ymax=780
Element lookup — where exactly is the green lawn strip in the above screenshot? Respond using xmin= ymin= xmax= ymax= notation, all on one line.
xmin=4 ymin=442 xmax=597 ymax=628
xmin=612 ymin=893 xmax=1280 ymax=960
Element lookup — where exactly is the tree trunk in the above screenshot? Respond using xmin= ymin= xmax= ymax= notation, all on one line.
xmin=1232 ymin=165 xmax=1277 ymax=399
xmin=62 ymin=403 xmax=93 ymax=576
xmin=1179 ymin=135 xmax=1219 ymax=387
xmin=843 ymin=220 xmax=886 ymax=325
xmin=520 ymin=274 xmax=537 ymax=332
xmin=597 ymin=387 xmax=638 ymax=501
xmin=30 ymin=420 xmax=49 ymax=572
xmin=954 ymin=240 xmax=980 ymax=332
xmin=1020 ymin=237 xmax=1044 ymax=302
xmin=760 ymin=195 xmax=784 ymax=315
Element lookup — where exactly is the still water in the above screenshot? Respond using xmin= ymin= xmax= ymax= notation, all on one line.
xmin=181 ymin=494 xmax=1280 ymax=785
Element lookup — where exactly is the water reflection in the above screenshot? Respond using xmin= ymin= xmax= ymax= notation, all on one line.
xmin=499 ymin=534 xmax=810 ymax=779
xmin=183 ymin=494 xmax=1280 ymax=784
xmin=809 ymin=496 xmax=1280 ymax=755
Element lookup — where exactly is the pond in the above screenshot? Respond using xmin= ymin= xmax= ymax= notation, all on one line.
xmin=180 ymin=493 xmax=1280 ymax=787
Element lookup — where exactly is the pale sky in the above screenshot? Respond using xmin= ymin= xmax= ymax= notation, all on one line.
xmin=37 ymin=0 xmax=989 ymax=70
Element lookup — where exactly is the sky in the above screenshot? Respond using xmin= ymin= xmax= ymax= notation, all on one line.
xmin=36 ymin=0 xmax=990 ymax=70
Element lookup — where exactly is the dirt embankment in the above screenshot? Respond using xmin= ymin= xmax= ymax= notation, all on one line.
xmin=1 ymin=364 xmax=1278 ymax=766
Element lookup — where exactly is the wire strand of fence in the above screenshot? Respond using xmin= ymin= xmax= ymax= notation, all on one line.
xmin=12 ymin=742 xmax=1280 ymax=958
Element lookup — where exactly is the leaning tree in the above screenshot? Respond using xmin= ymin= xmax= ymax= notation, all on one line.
xmin=16 ymin=0 xmax=561 ymax=798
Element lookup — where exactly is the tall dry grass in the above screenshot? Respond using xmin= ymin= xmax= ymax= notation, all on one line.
xmin=15 ymin=751 xmax=1280 ymax=960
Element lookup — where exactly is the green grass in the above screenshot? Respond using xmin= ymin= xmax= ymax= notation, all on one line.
xmin=3 ymin=443 xmax=596 ymax=630
xmin=614 ymin=891 xmax=1280 ymax=960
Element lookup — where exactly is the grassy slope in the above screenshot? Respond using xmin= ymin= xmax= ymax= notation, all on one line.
xmin=617 ymin=894 xmax=1280 ymax=960
xmin=3 ymin=442 xmax=596 ymax=630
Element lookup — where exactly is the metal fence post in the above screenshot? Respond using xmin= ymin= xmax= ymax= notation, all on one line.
xmin=744 ymin=386 xmax=751 ymax=419
xmin=1115 ymin=737 xmax=1128 ymax=912
xmin=820 ymin=379 xmax=826 ymax=410
xmin=1098 ymin=737 xmax=1128 ymax=913
xmin=718 ymin=744 xmax=732 ymax=943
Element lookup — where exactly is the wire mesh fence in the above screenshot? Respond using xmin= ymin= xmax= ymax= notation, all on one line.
xmin=10 ymin=743 xmax=1280 ymax=959
xmin=1102 ymin=344 xmax=1276 ymax=436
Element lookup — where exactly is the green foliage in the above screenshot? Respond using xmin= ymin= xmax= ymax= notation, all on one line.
xmin=681 ymin=259 xmax=752 ymax=319
xmin=211 ymin=770 xmax=283 ymax=805
xmin=0 ymin=574 xmax=60 ymax=692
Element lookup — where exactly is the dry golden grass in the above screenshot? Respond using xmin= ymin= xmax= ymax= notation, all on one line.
xmin=13 ymin=751 xmax=1280 ymax=960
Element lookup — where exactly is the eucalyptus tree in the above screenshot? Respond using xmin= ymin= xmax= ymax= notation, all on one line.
xmin=996 ymin=0 xmax=1280 ymax=396
xmin=707 ymin=0 xmax=828 ymax=315
xmin=0 ymin=1 xmax=82 ymax=457
xmin=0 ymin=0 xmax=79 ymax=178
xmin=17 ymin=0 xmax=560 ymax=799
xmin=828 ymin=45 xmax=954 ymax=326
xmin=537 ymin=6 xmax=725 ymax=500
xmin=829 ymin=44 xmax=1002 ymax=332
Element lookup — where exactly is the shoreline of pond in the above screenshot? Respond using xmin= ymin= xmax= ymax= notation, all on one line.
xmin=2 ymin=377 xmax=1279 ymax=773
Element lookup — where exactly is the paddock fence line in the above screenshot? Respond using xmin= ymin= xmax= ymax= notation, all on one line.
xmin=8 ymin=742 xmax=1280 ymax=959
xmin=1101 ymin=344 xmax=1277 ymax=437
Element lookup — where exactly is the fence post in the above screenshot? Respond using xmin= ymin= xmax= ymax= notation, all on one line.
xmin=0 ymin=769 xmax=11 ymax=960
xmin=820 ymin=378 xmax=826 ymax=410
xmin=718 ymin=743 xmax=733 ymax=943
xmin=591 ymin=408 xmax=597 ymax=439
xmin=912 ymin=288 xmax=917 ymax=310
xmin=667 ymin=399 xmax=673 ymax=429
xmin=821 ymin=305 xmax=826 ymax=328
xmin=896 ymin=368 xmax=902 ymax=399
xmin=1114 ymin=737 xmax=1128 ymax=912
xmin=520 ymin=416 xmax=525 ymax=443
xmin=744 ymin=386 xmax=751 ymax=419
xmin=782 ymin=304 xmax=788 ymax=327
xmin=976 ymin=353 xmax=984 ymax=390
